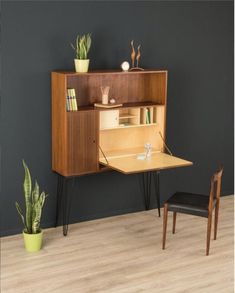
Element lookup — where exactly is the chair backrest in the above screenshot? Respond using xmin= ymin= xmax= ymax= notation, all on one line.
xmin=208 ymin=166 xmax=224 ymax=210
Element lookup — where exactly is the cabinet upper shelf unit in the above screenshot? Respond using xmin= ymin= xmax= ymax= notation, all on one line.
xmin=52 ymin=70 xmax=168 ymax=107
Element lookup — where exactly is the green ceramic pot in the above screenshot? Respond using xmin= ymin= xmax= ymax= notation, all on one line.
xmin=23 ymin=230 xmax=43 ymax=252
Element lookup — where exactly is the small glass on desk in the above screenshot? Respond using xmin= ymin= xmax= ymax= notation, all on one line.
xmin=144 ymin=143 xmax=152 ymax=159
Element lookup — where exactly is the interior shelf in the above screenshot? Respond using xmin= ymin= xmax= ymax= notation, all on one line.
xmin=99 ymin=105 xmax=165 ymax=130
xmin=65 ymin=102 xmax=165 ymax=112
xmin=119 ymin=115 xmax=138 ymax=119
xmin=100 ymin=123 xmax=157 ymax=131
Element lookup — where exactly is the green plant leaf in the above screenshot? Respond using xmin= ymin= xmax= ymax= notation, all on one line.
xmin=79 ymin=38 xmax=84 ymax=59
xmin=32 ymin=180 xmax=39 ymax=205
xmin=76 ymin=35 xmax=80 ymax=48
xmin=15 ymin=202 xmax=27 ymax=231
xmin=82 ymin=43 xmax=87 ymax=59
xmin=70 ymin=43 xmax=75 ymax=51
xmin=22 ymin=160 xmax=32 ymax=233
xmin=32 ymin=192 xmax=46 ymax=234
xmin=23 ymin=160 xmax=32 ymax=200
xmin=32 ymin=192 xmax=48 ymax=234
xmin=32 ymin=200 xmax=41 ymax=234
xmin=86 ymin=34 xmax=91 ymax=55
xmin=72 ymin=33 xmax=92 ymax=59
xmin=17 ymin=160 xmax=48 ymax=234
xmin=76 ymin=35 xmax=81 ymax=58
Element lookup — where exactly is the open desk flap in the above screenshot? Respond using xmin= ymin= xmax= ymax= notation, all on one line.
xmin=99 ymin=152 xmax=192 ymax=174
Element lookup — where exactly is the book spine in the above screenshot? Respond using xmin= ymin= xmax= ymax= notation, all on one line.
xmin=66 ymin=89 xmax=71 ymax=111
xmin=70 ymin=89 xmax=74 ymax=111
xmin=146 ymin=108 xmax=150 ymax=124
xmin=68 ymin=89 xmax=74 ymax=111
xmin=71 ymin=89 xmax=75 ymax=111
xmin=141 ymin=108 xmax=146 ymax=124
xmin=66 ymin=94 xmax=70 ymax=111
xmin=72 ymin=89 xmax=78 ymax=111
xmin=150 ymin=107 xmax=153 ymax=123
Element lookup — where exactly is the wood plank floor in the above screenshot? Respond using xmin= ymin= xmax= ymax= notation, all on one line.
xmin=1 ymin=195 xmax=233 ymax=293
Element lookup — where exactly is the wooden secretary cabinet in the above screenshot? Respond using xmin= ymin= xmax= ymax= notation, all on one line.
xmin=52 ymin=70 xmax=168 ymax=176
xmin=52 ymin=69 xmax=193 ymax=235
xmin=52 ymin=70 xmax=190 ymax=177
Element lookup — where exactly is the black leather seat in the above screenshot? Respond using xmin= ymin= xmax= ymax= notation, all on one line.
xmin=167 ymin=192 xmax=215 ymax=218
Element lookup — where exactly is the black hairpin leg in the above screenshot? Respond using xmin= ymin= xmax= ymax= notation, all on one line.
xmin=63 ymin=178 xmax=75 ymax=236
xmin=62 ymin=176 xmax=73 ymax=236
xmin=153 ymin=171 xmax=161 ymax=217
xmin=55 ymin=174 xmax=63 ymax=227
xmin=55 ymin=174 xmax=72 ymax=236
xmin=139 ymin=171 xmax=152 ymax=210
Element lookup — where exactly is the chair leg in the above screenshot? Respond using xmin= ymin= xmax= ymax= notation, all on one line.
xmin=206 ymin=213 xmax=212 ymax=256
xmin=172 ymin=212 xmax=177 ymax=234
xmin=162 ymin=203 xmax=168 ymax=250
xmin=214 ymin=199 xmax=220 ymax=240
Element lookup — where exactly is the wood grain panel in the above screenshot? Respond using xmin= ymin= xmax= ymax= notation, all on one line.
xmin=99 ymin=105 xmax=166 ymax=154
xmin=99 ymin=152 xmax=192 ymax=174
xmin=67 ymin=111 xmax=99 ymax=176
xmin=67 ymin=71 xmax=168 ymax=106
xmin=146 ymin=72 xmax=168 ymax=104
xmin=156 ymin=105 xmax=166 ymax=152
xmin=100 ymin=125 xmax=162 ymax=152
xmin=51 ymin=72 xmax=68 ymax=174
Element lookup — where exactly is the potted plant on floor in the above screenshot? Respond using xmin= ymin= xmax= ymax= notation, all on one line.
xmin=15 ymin=160 xmax=48 ymax=252
xmin=71 ymin=33 xmax=92 ymax=73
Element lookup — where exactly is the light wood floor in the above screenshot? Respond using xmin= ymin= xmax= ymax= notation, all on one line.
xmin=1 ymin=196 xmax=233 ymax=293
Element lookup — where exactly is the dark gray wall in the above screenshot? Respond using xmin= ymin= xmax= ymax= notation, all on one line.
xmin=1 ymin=1 xmax=233 ymax=236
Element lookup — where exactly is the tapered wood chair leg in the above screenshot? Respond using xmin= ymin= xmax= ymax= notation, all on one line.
xmin=172 ymin=212 xmax=177 ymax=234
xmin=206 ymin=213 xmax=212 ymax=256
xmin=214 ymin=200 xmax=220 ymax=240
xmin=162 ymin=204 xmax=168 ymax=250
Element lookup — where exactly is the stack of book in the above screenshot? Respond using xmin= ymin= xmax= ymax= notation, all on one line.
xmin=66 ymin=88 xmax=78 ymax=111
xmin=141 ymin=107 xmax=154 ymax=124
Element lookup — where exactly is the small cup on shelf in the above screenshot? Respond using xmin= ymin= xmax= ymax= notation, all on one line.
xmin=101 ymin=86 xmax=110 ymax=104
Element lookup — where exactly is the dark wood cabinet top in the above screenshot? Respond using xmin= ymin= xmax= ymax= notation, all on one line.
xmin=52 ymin=69 xmax=168 ymax=76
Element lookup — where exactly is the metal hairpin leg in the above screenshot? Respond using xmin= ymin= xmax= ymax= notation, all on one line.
xmin=55 ymin=174 xmax=73 ymax=236
xmin=139 ymin=171 xmax=152 ymax=210
xmin=139 ymin=171 xmax=161 ymax=216
xmin=55 ymin=174 xmax=63 ymax=227
xmin=62 ymin=176 xmax=69 ymax=236
xmin=63 ymin=178 xmax=74 ymax=236
xmin=153 ymin=171 xmax=161 ymax=217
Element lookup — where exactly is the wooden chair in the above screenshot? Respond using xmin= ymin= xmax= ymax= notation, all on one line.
xmin=162 ymin=167 xmax=223 ymax=255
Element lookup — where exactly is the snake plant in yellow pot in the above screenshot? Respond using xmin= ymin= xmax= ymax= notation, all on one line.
xmin=71 ymin=33 xmax=92 ymax=73
xmin=15 ymin=160 xmax=48 ymax=252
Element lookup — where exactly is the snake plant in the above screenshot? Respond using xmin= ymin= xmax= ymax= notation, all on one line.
xmin=71 ymin=33 xmax=92 ymax=59
xmin=15 ymin=161 xmax=47 ymax=234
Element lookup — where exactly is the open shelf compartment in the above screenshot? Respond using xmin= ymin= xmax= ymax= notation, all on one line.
xmin=99 ymin=105 xmax=164 ymax=130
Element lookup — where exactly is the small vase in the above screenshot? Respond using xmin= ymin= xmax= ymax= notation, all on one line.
xmin=23 ymin=230 xmax=43 ymax=252
xmin=74 ymin=59 xmax=90 ymax=73
xmin=101 ymin=86 xmax=110 ymax=104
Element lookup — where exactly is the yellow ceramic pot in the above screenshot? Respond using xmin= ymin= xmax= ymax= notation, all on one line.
xmin=23 ymin=230 xmax=43 ymax=252
xmin=74 ymin=59 xmax=90 ymax=73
